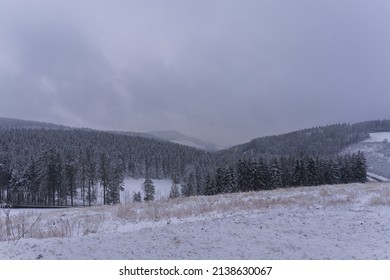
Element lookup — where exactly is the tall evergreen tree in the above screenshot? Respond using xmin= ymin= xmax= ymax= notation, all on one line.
xmin=99 ymin=153 xmax=110 ymax=205
xmin=182 ymin=172 xmax=195 ymax=197
xmin=85 ymin=148 xmax=97 ymax=206
xmin=270 ymin=158 xmax=282 ymax=189
xmin=143 ymin=178 xmax=155 ymax=201
xmin=203 ymin=173 xmax=216 ymax=196
xmin=169 ymin=175 xmax=181 ymax=199
xmin=64 ymin=152 xmax=77 ymax=206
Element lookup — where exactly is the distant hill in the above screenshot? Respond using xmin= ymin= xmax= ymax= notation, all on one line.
xmin=221 ymin=120 xmax=390 ymax=158
xmin=147 ymin=130 xmax=224 ymax=152
xmin=0 ymin=118 xmax=223 ymax=152
xmin=0 ymin=117 xmax=214 ymax=183
xmin=0 ymin=117 xmax=71 ymax=130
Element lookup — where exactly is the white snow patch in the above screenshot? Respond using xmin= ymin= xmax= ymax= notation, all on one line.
xmin=366 ymin=172 xmax=389 ymax=182
xmin=363 ymin=132 xmax=390 ymax=143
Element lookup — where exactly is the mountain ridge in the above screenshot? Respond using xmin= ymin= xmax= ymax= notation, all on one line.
xmin=147 ymin=130 xmax=224 ymax=152
xmin=2 ymin=117 xmax=390 ymax=156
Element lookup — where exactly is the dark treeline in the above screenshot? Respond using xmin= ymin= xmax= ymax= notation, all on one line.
xmin=181 ymin=152 xmax=367 ymax=197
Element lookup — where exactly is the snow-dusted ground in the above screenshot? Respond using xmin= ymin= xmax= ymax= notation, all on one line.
xmin=1 ymin=182 xmax=390 ymax=260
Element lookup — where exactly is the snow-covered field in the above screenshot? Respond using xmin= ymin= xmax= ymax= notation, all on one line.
xmin=1 ymin=182 xmax=390 ymax=260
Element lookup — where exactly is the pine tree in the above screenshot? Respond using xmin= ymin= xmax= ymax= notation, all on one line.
xmin=25 ymin=159 xmax=40 ymax=205
xmin=214 ymin=167 xmax=226 ymax=194
xmin=99 ymin=153 xmax=110 ymax=205
xmin=270 ymin=158 xmax=282 ymax=189
xmin=329 ymin=158 xmax=342 ymax=184
xmin=255 ymin=158 xmax=269 ymax=190
xmin=0 ymin=154 xmax=11 ymax=203
xmin=36 ymin=148 xmax=64 ymax=206
xmin=143 ymin=178 xmax=155 ymax=201
xmin=64 ymin=152 xmax=77 ymax=206
xmin=203 ymin=173 xmax=216 ymax=196
xmin=306 ymin=157 xmax=318 ymax=186
xmin=108 ymin=157 xmax=125 ymax=204
xmin=225 ymin=166 xmax=237 ymax=193
xmin=340 ymin=156 xmax=354 ymax=184
xmin=293 ymin=159 xmax=306 ymax=187
xmin=351 ymin=152 xmax=367 ymax=183
xmin=84 ymin=147 xmax=97 ymax=206
xmin=169 ymin=176 xmax=181 ymax=199
xmin=237 ymin=159 xmax=251 ymax=192
xmin=194 ymin=167 xmax=203 ymax=195
xmin=133 ymin=191 xmax=142 ymax=202
xmin=182 ymin=172 xmax=195 ymax=197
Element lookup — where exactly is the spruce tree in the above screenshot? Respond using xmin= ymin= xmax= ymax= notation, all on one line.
xmin=133 ymin=191 xmax=142 ymax=202
xmin=351 ymin=152 xmax=367 ymax=183
xmin=64 ymin=152 xmax=77 ymax=206
xmin=182 ymin=172 xmax=195 ymax=197
xmin=143 ymin=178 xmax=155 ymax=201
xmin=270 ymin=158 xmax=282 ymax=189
xmin=99 ymin=153 xmax=111 ymax=205
xmin=169 ymin=177 xmax=181 ymax=199
xmin=203 ymin=173 xmax=216 ymax=196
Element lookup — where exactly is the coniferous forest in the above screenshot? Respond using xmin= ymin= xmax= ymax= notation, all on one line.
xmin=0 ymin=118 xmax=388 ymax=207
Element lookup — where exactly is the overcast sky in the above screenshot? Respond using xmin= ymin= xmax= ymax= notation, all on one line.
xmin=1 ymin=0 xmax=390 ymax=146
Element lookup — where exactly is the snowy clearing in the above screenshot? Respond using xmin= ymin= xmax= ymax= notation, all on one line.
xmin=121 ymin=178 xmax=172 ymax=203
xmin=1 ymin=182 xmax=390 ymax=260
xmin=363 ymin=132 xmax=390 ymax=143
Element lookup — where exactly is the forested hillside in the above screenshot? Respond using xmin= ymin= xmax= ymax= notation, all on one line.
xmin=224 ymin=120 xmax=390 ymax=158
xmin=0 ymin=124 xmax=214 ymax=206
xmin=1 ymin=118 xmax=387 ymax=207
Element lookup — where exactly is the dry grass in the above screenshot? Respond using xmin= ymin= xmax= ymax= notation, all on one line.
xmin=0 ymin=208 xmax=108 ymax=241
xmin=368 ymin=186 xmax=390 ymax=206
xmin=1 ymin=182 xmax=389 ymax=242
xmin=115 ymin=183 xmax=383 ymax=223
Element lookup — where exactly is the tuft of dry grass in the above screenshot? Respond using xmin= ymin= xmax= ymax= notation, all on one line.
xmin=368 ymin=187 xmax=390 ymax=206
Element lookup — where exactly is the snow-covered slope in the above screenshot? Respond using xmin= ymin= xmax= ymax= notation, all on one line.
xmin=342 ymin=132 xmax=390 ymax=179
xmin=363 ymin=132 xmax=390 ymax=143
xmin=147 ymin=130 xmax=224 ymax=151
xmin=1 ymin=182 xmax=389 ymax=260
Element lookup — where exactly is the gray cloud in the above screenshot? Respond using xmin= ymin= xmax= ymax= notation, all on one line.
xmin=1 ymin=0 xmax=390 ymax=146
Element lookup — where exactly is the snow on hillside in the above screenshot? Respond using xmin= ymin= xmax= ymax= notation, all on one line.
xmin=367 ymin=172 xmax=389 ymax=182
xmin=1 ymin=182 xmax=390 ymax=260
xmin=342 ymin=133 xmax=390 ymax=178
xmin=363 ymin=132 xmax=390 ymax=143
